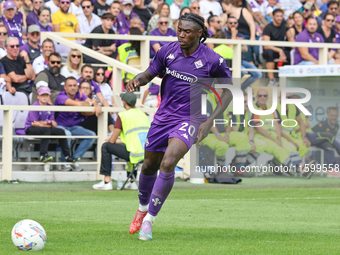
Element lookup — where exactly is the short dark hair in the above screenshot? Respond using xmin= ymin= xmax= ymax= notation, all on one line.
xmin=65 ymin=76 xmax=78 ymax=84
xmin=79 ymin=80 xmax=92 ymax=89
xmin=81 ymin=64 xmax=94 ymax=73
xmin=324 ymin=12 xmax=335 ymax=20
xmin=38 ymin=6 xmax=51 ymax=16
xmin=328 ymin=107 xmax=339 ymax=112
xmin=272 ymin=8 xmax=283 ymax=16
xmin=48 ymin=52 xmax=61 ymax=61
xmin=81 ymin=0 xmax=93 ymax=6
xmin=101 ymin=12 xmax=115 ymax=20
xmin=110 ymin=1 xmax=120 ymax=7
xmin=306 ymin=16 xmax=317 ymax=23
xmin=328 ymin=0 xmax=339 ymax=8
xmin=42 ymin=38 xmax=54 ymax=48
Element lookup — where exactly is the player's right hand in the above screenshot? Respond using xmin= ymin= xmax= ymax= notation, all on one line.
xmin=126 ymin=79 xmax=140 ymax=92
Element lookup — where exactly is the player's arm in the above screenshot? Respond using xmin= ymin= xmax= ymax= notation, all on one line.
xmin=126 ymin=69 xmax=156 ymax=92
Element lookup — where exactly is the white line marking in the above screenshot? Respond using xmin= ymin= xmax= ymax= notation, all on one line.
xmin=1 ymin=197 xmax=339 ymax=205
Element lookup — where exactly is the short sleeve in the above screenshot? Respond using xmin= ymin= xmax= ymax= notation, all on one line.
xmin=54 ymin=93 xmax=68 ymax=105
xmin=92 ymin=81 xmax=101 ymax=94
xmin=263 ymin=24 xmax=271 ymax=37
xmin=51 ymin=12 xmax=60 ymax=25
xmin=209 ymin=54 xmax=232 ymax=84
xmin=148 ymin=44 xmax=167 ymax=76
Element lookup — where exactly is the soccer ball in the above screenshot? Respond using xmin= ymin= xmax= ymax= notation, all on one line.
xmin=11 ymin=219 xmax=47 ymax=251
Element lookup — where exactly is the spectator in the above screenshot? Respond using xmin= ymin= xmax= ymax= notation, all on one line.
xmin=317 ymin=12 xmax=336 ymax=43
xmin=26 ymin=0 xmax=44 ymax=27
xmin=294 ymin=17 xmax=324 ymax=65
xmin=25 ymin=86 xmax=75 ymax=163
xmin=0 ymin=25 xmax=9 ymax=58
xmin=23 ymin=0 xmax=33 ymax=16
xmin=180 ymin=7 xmax=190 ymax=17
xmin=52 ymin=0 xmax=80 ymax=38
xmin=54 ymin=77 xmax=98 ymax=171
xmin=170 ymin=0 xmax=184 ymax=21
xmin=133 ymin=0 xmax=153 ymax=29
xmin=117 ymin=0 xmax=145 ymax=34
xmin=83 ymin=13 xmax=117 ymax=61
xmin=287 ymin=11 xmax=305 ymax=42
xmin=264 ymin=0 xmax=279 ymax=24
xmin=93 ymin=92 xmax=150 ymax=191
xmin=318 ymin=0 xmax=338 ymax=22
xmin=44 ymin=0 xmax=60 ymax=14
xmin=222 ymin=0 xmax=258 ymax=65
xmin=303 ymin=2 xmax=321 ymax=27
xmin=60 ymin=49 xmax=82 ymax=79
xmin=263 ymin=9 xmax=290 ymax=86
xmin=69 ymin=0 xmax=83 ymax=16
xmin=94 ymin=67 xmax=116 ymax=107
xmin=1 ymin=37 xmax=35 ymax=95
xmin=37 ymin=6 xmax=53 ymax=32
xmin=77 ymin=64 xmax=111 ymax=107
xmin=2 ymin=1 xmax=25 ymax=46
xmin=147 ymin=3 xmax=174 ymax=34
xmin=32 ymin=38 xmax=54 ymax=75
xmin=335 ymin=15 xmax=340 ymax=38
xmin=19 ymin=25 xmax=41 ymax=63
xmin=246 ymin=0 xmax=269 ymax=27
xmin=0 ymin=57 xmax=11 ymax=93
xmin=94 ymin=0 xmax=110 ymax=17
xmin=78 ymin=80 xmax=114 ymax=134
xmin=331 ymin=50 xmax=340 ymax=64
xmin=312 ymin=107 xmax=339 ymax=137
xmin=33 ymin=52 xmax=66 ymax=103
xmin=199 ymin=0 xmax=223 ymax=20
xmin=190 ymin=1 xmax=201 ymax=16
xmin=108 ymin=1 xmax=121 ymax=32
xmin=224 ymin=16 xmax=261 ymax=91
xmin=207 ymin=12 xmax=222 ymax=36
xmin=14 ymin=0 xmax=27 ymax=32
xmin=77 ymin=0 xmax=102 ymax=34
xmin=280 ymin=0 xmax=302 ymax=18
xmin=147 ymin=0 xmax=163 ymax=10
xmin=149 ymin=15 xmax=176 ymax=58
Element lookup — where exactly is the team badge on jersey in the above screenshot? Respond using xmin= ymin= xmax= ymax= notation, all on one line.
xmin=195 ymin=60 xmax=203 ymax=69
xmin=219 ymin=57 xmax=224 ymax=66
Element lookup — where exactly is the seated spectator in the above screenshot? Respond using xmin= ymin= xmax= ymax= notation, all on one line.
xmin=287 ymin=11 xmax=305 ymax=42
xmin=77 ymin=64 xmax=111 ymax=107
xmin=147 ymin=3 xmax=174 ymax=34
xmin=54 ymin=77 xmax=98 ymax=171
xmin=117 ymin=0 xmax=145 ymax=34
xmin=1 ymin=37 xmax=35 ymax=95
xmin=77 ymin=0 xmax=102 ymax=34
xmin=317 ymin=12 xmax=336 ymax=43
xmin=44 ymin=0 xmax=60 ymax=15
xmin=190 ymin=1 xmax=201 ymax=16
xmin=78 ymin=80 xmax=114 ymax=134
xmin=94 ymin=67 xmax=116 ymax=106
xmin=318 ymin=0 xmax=338 ymax=23
xmin=52 ymin=0 xmax=80 ymax=38
xmin=33 ymin=52 xmax=66 ymax=103
xmin=32 ymin=38 xmax=54 ymax=75
xmin=133 ymin=0 xmax=153 ymax=29
xmin=294 ymin=17 xmax=324 ymax=65
xmin=199 ymin=0 xmax=223 ymax=20
xmin=279 ymin=0 xmax=302 ymax=18
xmin=60 ymin=49 xmax=82 ymax=79
xmin=19 ymin=25 xmax=41 ymax=63
xmin=150 ymin=15 xmax=176 ymax=58
xmin=37 ymin=6 xmax=53 ymax=32
xmin=332 ymin=50 xmax=340 ymax=64
xmin=335 ymin=15 xmax=340 ymax=38
xmin=263 ymin=9 xmax=290 ymax=86
xmin=0 ymin=25 xmax=9 ymax=58
xmin=223 ymin=17 xmax=261 ymax=91
xmin=180 ymin=7 xmax=190 ymax=17
xmin=246 ymin=0 xmax=269 ymax=27
xmin=69 ymin=0 xmax=83 ymax=16
xmin=303 ymin=2 xmax=321 ymax=27
xmin=93 ymin=92 xmax=150 ymax=191
xmin=25 ymin=86 xmax=75 ymax=163
xmin=117 ymin=27 xmax=142 ymax=86
xmin=26 ymin=0 xmax=44 ymax=27
xmin=2 ymin=1 xmax=25 ymax=46
xmin=207 ymin=12 xmax=222 ymax=37
xmin=108 ymin=1 xmax=121 ymax=32
xmin=170 ymin=0 xmax=184 ymax=21
xmin=264 ymin=0 xmax=279 ymax=24
xmin=94 ymin=0 xmax=110 ymax=17
xmin=312 ymin=107 xmax=339 ymax=137
xmin=14 ymin=0 xmax=27 ymax=33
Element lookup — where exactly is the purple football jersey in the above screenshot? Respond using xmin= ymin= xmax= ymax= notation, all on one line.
xmin=148 ymin=41 xmax=231 ymax=126
xmin=2 ymin=13 xmax=24 ymax=46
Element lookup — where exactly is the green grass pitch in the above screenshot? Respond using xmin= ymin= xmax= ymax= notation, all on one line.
xmin=1 ymin=177 xmax=340 ymax=254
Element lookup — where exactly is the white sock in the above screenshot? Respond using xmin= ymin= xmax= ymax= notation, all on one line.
xmin=139 ymin=204 xmax=148 ymax=212
xmin=144 ymin=213 xmax=156 ymax=225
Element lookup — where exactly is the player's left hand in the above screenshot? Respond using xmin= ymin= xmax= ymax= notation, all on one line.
xmin=196 ymin=119 xmax=213 ymax=146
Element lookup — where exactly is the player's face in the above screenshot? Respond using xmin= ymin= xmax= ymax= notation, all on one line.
xmin=177 ymin=20 xmax=202 ymax=49
xmin=328 ymin=109 xmax=339 ymax=125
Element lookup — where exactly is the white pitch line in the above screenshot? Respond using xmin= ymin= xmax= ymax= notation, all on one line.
xmin=1 ymin=196 xmax=340 ymax=205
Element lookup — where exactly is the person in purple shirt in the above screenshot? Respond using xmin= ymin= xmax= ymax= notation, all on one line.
xmin=207 ymin=13 xmax=222 ymax=37
xmin=294 ymin=17 xmax=324 ymax=65
xmin=19 ymin=25 xmax=41 ymax=63
xmin=2 ymin=1 xmax=25 ymax=46
xmin=25 ymin=86 xmax=74 ymax=163
xmin=37 ymin=6 xmax=53 ymax=32
xmin=117 ymin=0 xmax=145 ymax=35
xmin=149 ymin=15 xmax=176 ymax=58
xmin=26 ymin=0 xmax=45 ymax=27
xmin=126 ymin=13 xmax=232 ymax=241
xmin=54 ymin=77 xmax=100 ymax=171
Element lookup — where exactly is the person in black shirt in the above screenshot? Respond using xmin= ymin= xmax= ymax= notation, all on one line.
xmin=133 ymin=0 xmax=153 ymax=29
xmin=84 ymin=13 xmax=117 ymax=63
xmin=317 ymin=13 xmax=336 ymax=43
xmin=263 ymin=9 xmax=290 ymax=86
xmin=93 ymin=0 xmax=110 ymax=17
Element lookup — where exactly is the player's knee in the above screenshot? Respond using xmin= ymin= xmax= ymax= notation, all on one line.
xmin=160 ymin=158 xmax=176 ymax=172
xmin=141 ymin=158 xmax=159 ymax=175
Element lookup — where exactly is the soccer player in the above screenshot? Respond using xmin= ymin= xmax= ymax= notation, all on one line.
xmin=126 ymin=13 xmax=232 ymax=240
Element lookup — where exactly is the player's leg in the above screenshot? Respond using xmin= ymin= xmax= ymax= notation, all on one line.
xmin=139 ymin=137 xmax=188 ymax=241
